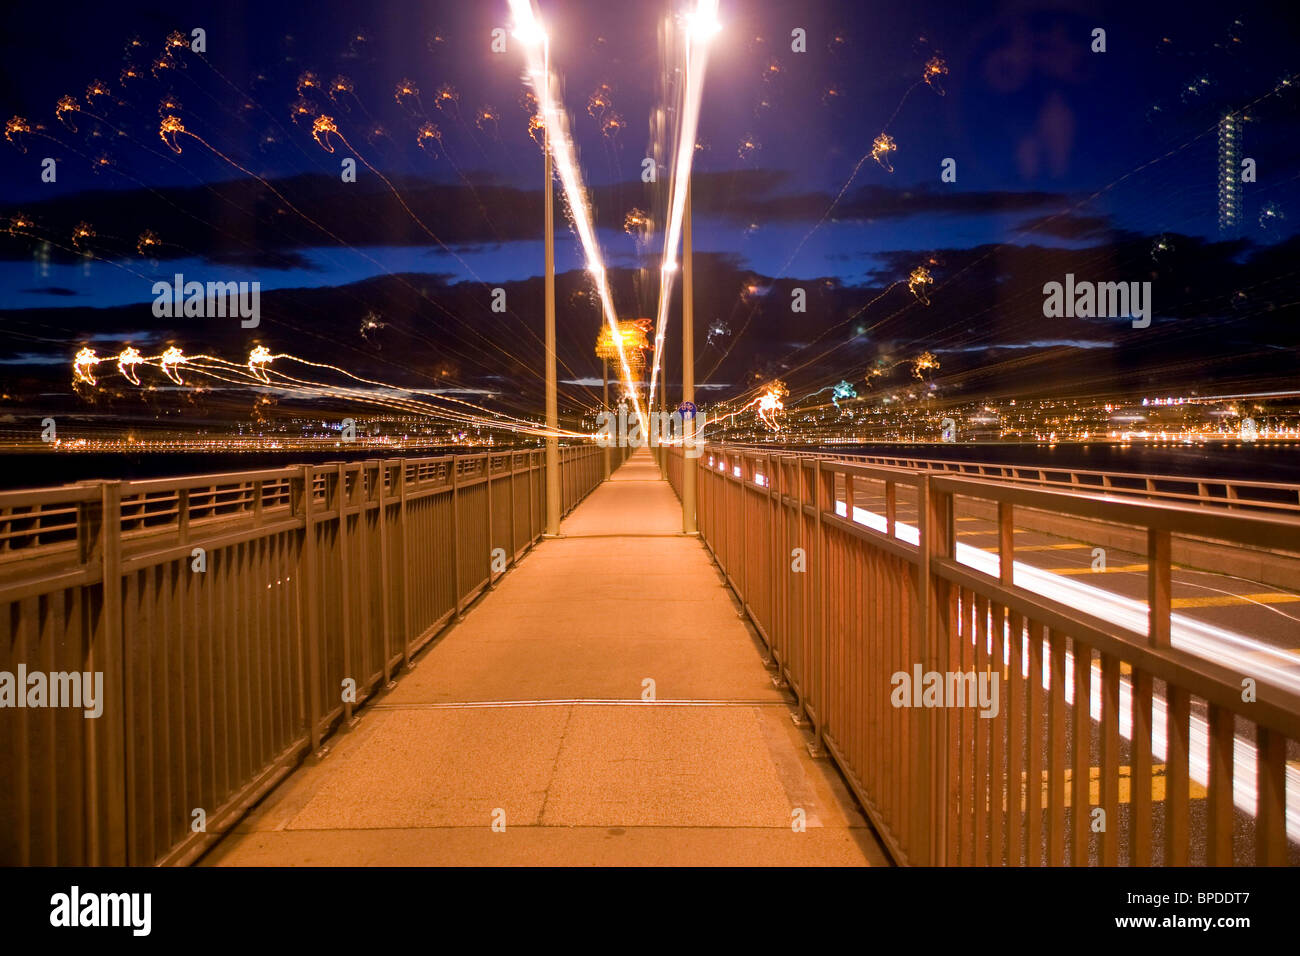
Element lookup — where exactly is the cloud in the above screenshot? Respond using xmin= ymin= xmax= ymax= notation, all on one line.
xmin=690 ymin=173 xmax=1068 ymax=225
xmin=0 ymin=171 xmax=1075 ymax=266
xmin=18 ymin=286 xmax=79 ymax=296
xmin=933 ymin=339 xmax=1115 ymax=353
xmin=1012 ymin=213 xmax=1134 ymax=240
xmin=203 ymin=248 xmax=321 ymax=271
xmin=0 ymin=351 xmax=68 ymax=364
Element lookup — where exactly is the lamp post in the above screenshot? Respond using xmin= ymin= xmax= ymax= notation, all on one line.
xmin=542 ymin=36 xmax=561 ymax=536
xmin=680 ymin=0 xmax=718 ymax=531
xmin=602 ymin=357 xmax=610 ymax=478
xmin=682 ymin=177 xmax=697 ymax=533
xmin=658 ymin=360 xmax=667 ymax=475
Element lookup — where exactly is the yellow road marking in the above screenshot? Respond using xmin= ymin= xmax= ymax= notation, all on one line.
xmin=1054 ymin=563 xmax=1148 ymax=575
xmin=1008 ymin=765 xmax=1206 ymax=811
xmin=1171 ymin=592 xmax=1300 ymax=609
xmin=977 ymin=542 xmax=1091 ymax=553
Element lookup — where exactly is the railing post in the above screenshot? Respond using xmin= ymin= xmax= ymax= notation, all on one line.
xmin=740 ymin=456 xmax=749 ymax=607
xmin=528 ymin=451 xmax=537 ymax=543
xmin=88 ymin=481 xmax=126 ymax=865
xmin=885 ymin=481 xmax=896 ymax=538
xmin=1148 ymin=527 xmax=1171 ymax=647
xmin=398 ymin=459 xmax=412 ymax=670
xmin=794 ymin=458 xmax=806 ymax=713
xmin=486 ymin=457 xmax=495 ymax=589
xmin=298 ymin=466 xmax=323 ymax=756
xmin=998 ymin=501 xmax=1015 ymax=587
xmin=767 ymin=453 xmax=776 ymax=658
xmin=509 ymin=455 xmax=518 ymax=565
xmin=337 ymin=464 xmax=356 ymax=729
xmin=921 ymin=475 xmax=954 ymax=864
xmin=374 ymin=461 xmax=394 ymax=688
xmin=811 ymin=458 xmax=832 ymax=755
xmin=451 ymin=458 xmax=463 ymax=620
xmin=177 ymin=487 xmax=190 ymax=544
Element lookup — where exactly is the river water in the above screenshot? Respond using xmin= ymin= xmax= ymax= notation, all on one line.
xmin=1 ymin=441 xmax=1298 ymax=490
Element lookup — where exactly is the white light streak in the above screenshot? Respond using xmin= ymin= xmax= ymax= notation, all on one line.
xmin=508 ymin=0 xmax=650 ymax=440
xmin=648 ymin=0 xmax=719 ymax=410
xmin=820 ymin=495 xmax=1300 ymax=843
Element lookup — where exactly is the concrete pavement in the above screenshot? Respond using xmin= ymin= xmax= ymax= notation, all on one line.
xmin=203 ymin=448 xmax=887 ymax=866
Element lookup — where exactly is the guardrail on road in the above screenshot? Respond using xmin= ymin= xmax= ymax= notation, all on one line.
xmin=713 ymin=443 xmax=1300 ymax=515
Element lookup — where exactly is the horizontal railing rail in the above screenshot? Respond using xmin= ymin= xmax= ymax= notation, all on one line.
xmin=674 ymin=443 xmax=1300 ymax=866
xmin=712 ymin=442 xmax=1300 ymax=515
xmin=0 ymin=443 xmax=624 ymax=866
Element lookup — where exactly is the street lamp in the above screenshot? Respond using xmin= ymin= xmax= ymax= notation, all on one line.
xmin=514 ymin=13 xmax=561 ymax=536
xmin=680 ymin=0 xmax=719 ymax=533
xmin=681 ymin=177 xmax=697 ymax=533
xmin=543 ymin=34 xmax=561 ymax=536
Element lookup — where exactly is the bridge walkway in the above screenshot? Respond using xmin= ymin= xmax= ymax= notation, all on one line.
xmin=205 ymin=448 xmax=886 ymax=865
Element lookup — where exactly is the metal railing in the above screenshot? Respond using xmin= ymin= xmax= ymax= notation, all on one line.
xmin=714 ymin=442 xmax=1300 ymax=515
xmin=0 ymin=443 xmax=621 ymax=866
xmin=671 ymin=444 xmax=1300 ymax=866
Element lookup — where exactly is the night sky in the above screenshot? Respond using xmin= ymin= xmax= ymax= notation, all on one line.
xmin=1 ymin=0 xmax=1298 ymax=420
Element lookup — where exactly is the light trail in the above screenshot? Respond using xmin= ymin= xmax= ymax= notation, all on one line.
xmin=257 ymin=351 xmax=577 ymax=435
xmin=698 ymin=383 xmax=787 ymax=435
xmin=190 ymin=352 xmax=591 ymax=439
xmin=508 ymin=0 xmax=650 ymax=441
xmin=646 ymin=0 xmax=720 ymax=414
xmin=155 ymin=112 xmax=597 ymax=413
xmin=78 ymin=346 xmax=593 ymax=440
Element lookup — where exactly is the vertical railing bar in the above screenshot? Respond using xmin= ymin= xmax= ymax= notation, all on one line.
xmin=1099 ymin=652 xmax=1121 ymax=866
xmin=298 ymin=466 xmax=323 ymax=756
xmin=1206 ymin=703 xmax=1235 ymax=865
xmin=1070 ymin=640 xmax=1091 ymax=866
xmin=1148 ymin=527 xmax=1172 ymax=647
xmin=451 ymin=457 xmax=463 ymax=620
xmin=997 ymin=501 xmax=1014 ymax=587
xmin=1256 ymin=725 xmax=1286 ymax=865
xmin=1047 ymin=628 xmax=1066 ymax=866
xmin=1165 ymin=686 xmax=1191 ymax=865
xmin=399 ymin=459 xmax=412 ymax=669
xmin=338 ymin=464 xmax=354 ymax=729
xmin=1130 ymin=667 xmax=1154 ymax=865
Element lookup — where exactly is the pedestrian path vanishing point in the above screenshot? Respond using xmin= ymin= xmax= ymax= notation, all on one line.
xmin=205 ymin=448 xmax=887 ymax=866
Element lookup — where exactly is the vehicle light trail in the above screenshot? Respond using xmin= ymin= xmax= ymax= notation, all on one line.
xmin=808 ymin=492 xmax=1300 ymax=842
xmin=647 ymin=0 xmax=719 ymax=416
xmin=508 ymin=0 xmax=650 ymax=441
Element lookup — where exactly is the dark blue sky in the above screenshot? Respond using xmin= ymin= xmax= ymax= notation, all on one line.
xmin=1 ymin=0 xmax=1297 ymax=404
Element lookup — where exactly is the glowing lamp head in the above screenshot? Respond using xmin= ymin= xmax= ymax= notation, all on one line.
xmin=510 ymin=4 xmax=547 ymax=48
xmin=686 ymin=2 xmax=723 ymax=40
xmin=514 ymin=24 xmax=547 ymax=47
